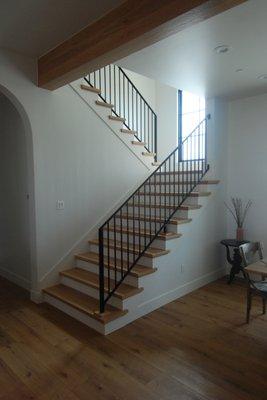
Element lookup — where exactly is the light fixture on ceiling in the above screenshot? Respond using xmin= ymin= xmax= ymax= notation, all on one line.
xmin=214 ymin=45 xmax=231 ymax=54
xmin=235 ymin=68 xmax=243 ymax=73
xmin=257 ymin=74 xmax=267 ymax=80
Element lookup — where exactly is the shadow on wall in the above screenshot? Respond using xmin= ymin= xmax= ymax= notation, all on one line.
xmin=0 ymin=85 xmax=36 ymax=292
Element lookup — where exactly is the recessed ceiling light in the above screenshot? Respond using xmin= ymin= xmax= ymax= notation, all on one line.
xmin=235 ymin=68 xmax=243 ymax=73
xmin=257 ymin=74 xmax=267 ymax=80
xmin=214 ymin=45 xmax=231 ymax=54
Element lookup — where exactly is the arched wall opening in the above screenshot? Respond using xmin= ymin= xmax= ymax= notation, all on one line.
xmin=0 ymin=85 xmax=37 ymax=293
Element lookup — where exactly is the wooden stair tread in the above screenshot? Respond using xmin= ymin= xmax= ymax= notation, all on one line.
xmin=104 ymin=225 xmax=182 ymax=240
xmin=138 ymin=191 xmax=210 ymax=197
xmin=142 ymin=152 xmax=156 ymax=157
xmin=95 ymin=100 xmax=114 ymax=108
xmin=109 ymin=115 xmax=125 ymax=122
xmin=155 ymin=170 xmax=202 ymax=175
xmin=80 ymin=84 xmax=101 ymax=94
xmin=76 ymin=251 xmax=155 ymax=277
xmin=43 ymin=284 xmax=126 ymax=323
xmin=60 ymin=268 xmax=142 ymax=299
xmin=128 ymin=202 xmax=202 ymax=211
xmin=121 ymin=128 xmax=137 ymax=135
xmin=131 ymin=141 xmax=146 ymax=146
xmin=117 ymin=213 xmax=191 ymax=225
xmin=89 ymin=238 xmax=169 ymax=258
xmin=152 ymin=162 xmax=161 ymax=166
xmin=147 ymin=180 xmax=219 ymax=185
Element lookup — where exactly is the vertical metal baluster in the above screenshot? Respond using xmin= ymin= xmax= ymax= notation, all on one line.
xmin=141 ymin=98 xmax=143 ymax=141
xmin=123 ymin=75 xmax=125 ymax=122
xmin=136 ymin=91 xmax=138 ymax=133
xmin=109 ymin=65 xmax=111 ymax=105
xmin=120 ymin=209 xmax=123 ymax=279
xmin=132 ymin=86 xmax=134 ymax=132
xmin=107 ymin=221 xmax=110 ymax=294
xmin=148 ymin=109 xmax=150 ymax=151
xmin=119 ymin=69 xmax=121 ymax=117
xmin=164 ymin=162 xmax=167 ymax=222
xmin=149 ymin=177 xmax=152 ymax=241
xmin=144 ymin=104 xmax=146 ymax=147
xmin=113 ymin=216 xmax=117 ymax=286
xmin=138 ymin=189 xmax=141 ymax=254
xmin=132 ymin=195 xmax=135 ymax=265
xmin=127 ymin=202 xmax=129 ymax=272
xmin=104 ymin=66 xmax=107 ymax=100
xmin=127 ymin=80 xmax=131 ymax=127
xmin=114 ymin=65 xmax=116 ymax=112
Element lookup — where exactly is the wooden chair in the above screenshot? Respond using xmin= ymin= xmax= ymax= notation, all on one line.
xmin=239 ymin=242 xmax=267 ymax=323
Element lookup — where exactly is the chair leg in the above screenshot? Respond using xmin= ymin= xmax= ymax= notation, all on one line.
xmin=263 ymin=298 xmax=266 ymax=315
xmin=246 ymin=290 xmax=252 ymax=324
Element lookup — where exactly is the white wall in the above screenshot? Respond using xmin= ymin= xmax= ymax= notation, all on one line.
xmin=121 ymin=66 xmax=178 ymax=162
xmin=0 ymin=49 xmax=149 ymax=292
xmin=227 ymin=93 xmax=267 ymax=247
xmin=0 ymin=94 xmax=31 ymax=288
xmin=155 ymin=81 xmax=178 ymax=161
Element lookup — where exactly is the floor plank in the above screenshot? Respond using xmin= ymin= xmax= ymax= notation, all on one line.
xmin=0 ymin=276 xmax=266 ymax=399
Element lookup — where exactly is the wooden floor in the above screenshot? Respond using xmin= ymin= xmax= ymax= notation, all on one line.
xmin=0 ymin=276 xmax=267 ymax=400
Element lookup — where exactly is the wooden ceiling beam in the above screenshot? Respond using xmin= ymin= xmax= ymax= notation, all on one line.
xmin=38 ymin=0 xmax=248 ymax=90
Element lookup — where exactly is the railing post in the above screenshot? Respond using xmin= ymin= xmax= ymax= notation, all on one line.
xmin=154 ymin=115 xmax=158 ymax=161
xmin=98 ymin=227 xmax=105 ymax=313
xmin=205 ymin=113 xmax=211 ymax=169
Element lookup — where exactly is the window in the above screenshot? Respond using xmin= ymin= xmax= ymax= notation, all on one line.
xmin=178 ymin=90 xmax=206 ymax=160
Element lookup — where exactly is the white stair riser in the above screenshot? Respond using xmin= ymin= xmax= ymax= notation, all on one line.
xmin=44 ymin=293 xmax=105 ymax=334
xmin=112 ymin=217 xmax=181 ymax=233
xmin=154 ymin=173 xmax=203 ymax=183
xmin=126 ymin=205 xmax=190 ymax=220
xmin=136 ymin=194 xmax=200 ymax=205
xmin=88 ymin=244 xmax=156 ymax=267
xmin=103 ymin=231 xmax=168 ymax=249
xmin=60 ymin=275 xmax=124 ymax=309
xmin=143 ymin=183 xmax=202 ymax=192
xmin=75 ymin=259 xmax=139 ymax=287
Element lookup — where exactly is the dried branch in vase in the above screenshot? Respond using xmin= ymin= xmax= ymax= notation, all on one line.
xmin=224 ymin=198 xmax=252 ymax=228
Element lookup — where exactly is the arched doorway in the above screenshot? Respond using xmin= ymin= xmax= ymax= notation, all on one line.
xmin=0 ymin=86 xmax=36 ymax=293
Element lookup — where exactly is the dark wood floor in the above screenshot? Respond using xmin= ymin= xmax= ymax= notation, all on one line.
xmin=0 ymin=276 xmax=266 ymax=400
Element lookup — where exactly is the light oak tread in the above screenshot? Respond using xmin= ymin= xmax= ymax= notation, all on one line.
xmin=104 ymin=225 xmax=181 ymax=240
xmin=109 ymin=115 xmax=125 ymax=122
xmin=75 ymin=251 xmax=156 ymax=277
xmin=118 ymin=213 xmax=191 ymax=226
xmin=128 ymin=202 xmax=202 ymax=211
xmin=95 ymin=100 xmax=114 ymax=108
xmin=155 ymin=170 xmax=202 ymax=175
xmin=131 ymin=141 xmax=146 ymax=146
xmin=142 ymin=152 xmax=156 ymax=157
xmin=80 ymin=84 xmax=100 ymax=94
xmin=89 ymin=238 xmax=170 ymax=258
xmin=60 ymin=268 xmax=142 ymax=299
xmin=138 ymin=191 xmax=211 ymax=197
xmin=121 ymin=128 xmax=137 ymax=135
xmin=147 ymin=180 xmax=219 ymax=185
xmin=152 ymin=162 xmax=161 ymax=166
xmin=43 ymin=284 xmax=127 ymax=323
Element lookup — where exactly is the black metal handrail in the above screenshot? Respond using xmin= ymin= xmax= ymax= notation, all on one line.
xmin=98 ymin=116 xmax=210 ymax=313
xmin=85 ymin=64 xmax=157 ymax=159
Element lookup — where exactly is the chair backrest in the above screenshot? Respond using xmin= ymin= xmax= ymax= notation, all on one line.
xmin=239 ymin=242 xmax=263 ymax=289
xmin=239 ymin=242 xmax=263 ymax=267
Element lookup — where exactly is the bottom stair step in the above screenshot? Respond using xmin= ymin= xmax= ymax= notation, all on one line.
xmin=60 ymin=268 xmax=143 ymax=300
xmin=43 ymin=284 xmax=127 ymax=324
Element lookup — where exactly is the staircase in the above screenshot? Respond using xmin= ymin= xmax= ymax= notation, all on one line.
xmin=43 ymin=65 xmax=219 ymax=334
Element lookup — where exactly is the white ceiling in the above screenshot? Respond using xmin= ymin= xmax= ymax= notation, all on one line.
xmin=0 ymin=0 xmax=123 ymax=57
xmin=118 ymin=0 xmax=267 ymax=100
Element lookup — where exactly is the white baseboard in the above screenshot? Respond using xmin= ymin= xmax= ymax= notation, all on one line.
xmin=0 ymin=266 xmax=30 ymax=290
xmin=105 ymin=267 xmax=226 ymax=334
xmin=30 ymin=289 xmax=43 ymax=303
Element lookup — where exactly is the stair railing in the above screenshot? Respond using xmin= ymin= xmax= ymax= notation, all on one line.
xmin=85 ymin=64 xmax=157 ymax=159
xmin=98 ymin=115 xmax=210 ymax=313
